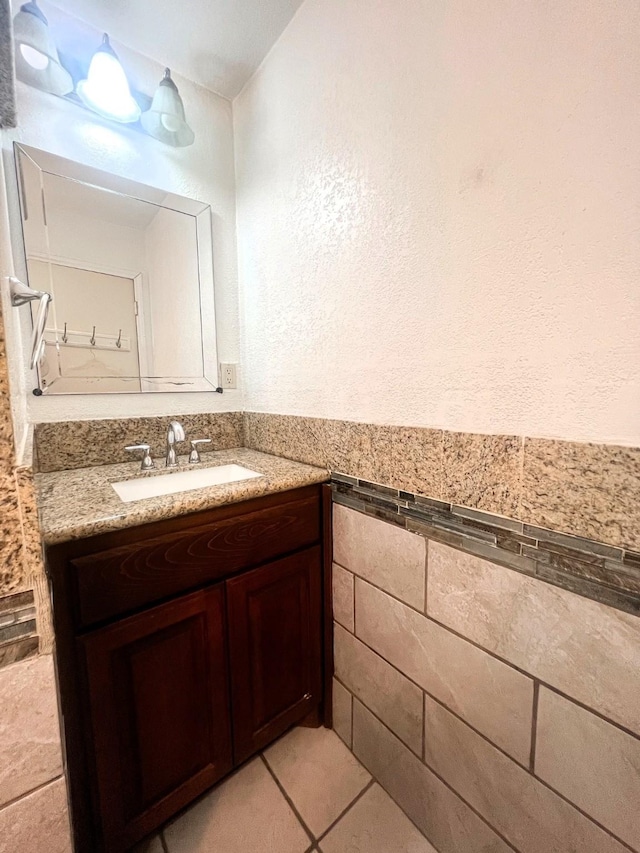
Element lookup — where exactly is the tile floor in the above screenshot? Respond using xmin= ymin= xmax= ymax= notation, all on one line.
xmin=134 ymin=725 xmax=437 ymax=853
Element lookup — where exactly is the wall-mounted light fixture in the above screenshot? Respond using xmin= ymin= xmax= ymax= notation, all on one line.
xmin=12 ymin=3 xmax=194 ymax=147
xmin=77 ymin=34 xmax=141 ymax=124
xmin=13 ymin=0 xmax=73 ymax=96
xmin=141 ymin=69 xmax=194 ymax=148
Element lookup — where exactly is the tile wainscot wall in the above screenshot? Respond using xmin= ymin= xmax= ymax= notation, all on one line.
xmin=242 ymin=413 xmax=640 ymax=852
xmin=332 ymin=503 xmax=640 ymax=853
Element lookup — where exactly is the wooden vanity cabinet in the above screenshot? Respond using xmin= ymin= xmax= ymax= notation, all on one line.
xmin=81 ymin=586 xmax=233 ymax=852
xmin=228 ymin=547 xmax=322 ymax=762
xmin=47 ymin=484 xmax=333 ymax=853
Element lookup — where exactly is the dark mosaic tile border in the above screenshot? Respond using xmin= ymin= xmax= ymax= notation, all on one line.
xmin=0 ymin=590 xmax=38 ymax=668
xmin=331 ymin=474 xmax=640 ymax=617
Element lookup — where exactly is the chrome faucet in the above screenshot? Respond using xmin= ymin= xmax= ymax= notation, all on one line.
xmin=166 ymin=420 xmax=185 ymax=467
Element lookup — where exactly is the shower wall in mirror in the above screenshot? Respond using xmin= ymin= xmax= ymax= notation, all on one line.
xmin=13 ymin=143 xmax=218 ymax=394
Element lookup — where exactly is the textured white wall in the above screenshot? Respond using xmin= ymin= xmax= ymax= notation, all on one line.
xmin=0 ymin=6 xmax=240 ymax=452
xmin=235 ymin=0 xmax=640 ymax=445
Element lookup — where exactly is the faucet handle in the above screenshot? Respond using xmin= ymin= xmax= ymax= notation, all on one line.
xmin=125 ymin=444 xmax=155 ymax=471
xmin=189 ymin=438 xmax=212 ymax=464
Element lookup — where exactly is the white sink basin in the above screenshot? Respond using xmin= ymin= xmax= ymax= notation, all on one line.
xmin=111 ymin=464 xmax=263 ymax=503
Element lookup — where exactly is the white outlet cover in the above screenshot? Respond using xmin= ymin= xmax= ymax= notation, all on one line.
xmin=220 ymin=363 xmax=237 ymax=388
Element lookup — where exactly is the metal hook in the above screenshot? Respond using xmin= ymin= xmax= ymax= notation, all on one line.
xmin=115 ymin=329 xmax=122 ymax=349
xmin=90 ymin=326 xmax=96 ymax=346
xmin=62 ymin=321 xmax=68 ymax=344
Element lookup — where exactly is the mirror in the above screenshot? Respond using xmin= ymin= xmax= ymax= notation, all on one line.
xmin=13 ymin=143 xmax=218 ymax=394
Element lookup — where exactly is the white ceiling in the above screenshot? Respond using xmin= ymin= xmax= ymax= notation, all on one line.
xmin=49 ymin=0 xmax=306 ymax=99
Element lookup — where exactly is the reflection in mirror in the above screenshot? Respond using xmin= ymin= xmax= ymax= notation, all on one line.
xmin=13 ymin=143 xmax=218 ymax=394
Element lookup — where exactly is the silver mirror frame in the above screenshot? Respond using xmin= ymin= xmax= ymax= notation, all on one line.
xmin=10 ymin=142 xmax=219 ymax=395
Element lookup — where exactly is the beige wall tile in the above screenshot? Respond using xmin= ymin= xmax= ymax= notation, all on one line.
xmin=0 ymin=776 xmax=71 ymax=853
xmin=332 ymin=677 xmax=352 ymax=747
xmin=443 ymin=432 xmax=522 ymax=517
xmin=335 ymin=623 xmax=423 ymax=755
xmin=428 ymin=542 xmax=640 ymax=734
xmin=0 ymin=655 xmax=62 ymax=807
xmin=320 ymin=783 xmax=438 ymax=853
xmin=334 ymin=504 xmax=426 ymax=609
xmin=522 ymin=437 xmax=640 ymax=550
xmin=424 ymin=695 xmax=629 ymax=853
xmin=263 ymin=725 xmax=370 ymax=837
xmin=332 ymin=563 xmax=354 ymax=631
xmin=356 ymin=578 xmax=534 ymax=765
xmin=352 ymin=699 xmax=512 ymax=853
xmin=536 ymin=688 xmax=640 ymax=850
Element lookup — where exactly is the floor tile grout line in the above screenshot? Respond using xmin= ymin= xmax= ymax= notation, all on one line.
xmin=260 ymin=752 xmax=315 ymax=844
xmin=340 ymin=571 xmax=640 ymax=743
xmin=315 ymin=777 xmax=376 ymax=844
xmin=0 ymin=772 xmax=65 ymax=812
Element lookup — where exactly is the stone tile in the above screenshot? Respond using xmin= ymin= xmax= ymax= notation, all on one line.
xmin=356 ymin=579 xmax=534 ymax=765
xmin=333 ymin=504 xmax=426 ymax=609
xmin=0 ymin=590 xmax=33 ymax=614
xmin=0 ymin=307 xmax=15 ymax=474
xmin=352 ymin=700 xmax=511 ymax=853
xmin=34 ymin=411 xmax=245 ymax=473
xmin=332 ymin=563 xmax=354 ymax=631
xmin=14 ymin=467 xmax=44 ymax=583
xmin=244 ymin=414 xmax=443 ymax=497
xmin=0 ymin=655 xmax=62 ymax=807
xmin=443 ymin=431 xmax=522 ymax=517
xmin=37 ymin=448 xmax=327 ymax=546
xmin=522 ymin=437 xmax=640 ymax=551
xmin=164 ymin=757 xmax=309 ymax=853
xmin=323 ymin=420 xmax=380 ymax=482
xmin=244 ymin=412 xmax=328 ymax=469
xmin=0 ymin=467 xmax=26 ymax=596
xmin=368 ymin=424 xmax=442 ymax=498
xmin=427 ymin=541 xmax=640 ymax=735
xmin=332 ymin=678 xmax=352 ymax=747
xmin=263 ymin=725 xmax=371 ymax=837
xmin=0 ymin=635 xmax=38 ymax=669
xmin=535 ymin=688 xmax=640 ymax=849
xmin=424 ymin=695 xmax=629 ymax=853
xmin=335 ymin=624 xmax=423 ymax=755
xmin=319 ymin=783 xmax=437 ymax=853
xmin=0 ymin=776 xmax=72 ymax=853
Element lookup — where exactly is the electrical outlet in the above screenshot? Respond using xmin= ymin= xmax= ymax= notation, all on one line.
xmin=220 ymin=363 xmax=237 ymax=389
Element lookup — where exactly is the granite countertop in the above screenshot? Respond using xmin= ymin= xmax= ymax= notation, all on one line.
xmin=35 ymin=448 xmax=329 ymax=545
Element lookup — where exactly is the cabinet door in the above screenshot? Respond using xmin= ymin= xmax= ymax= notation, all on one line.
xmin=81 ymin=586 xmax=232 ymax=853
xmin=227 ymin=547 xmax=322 ymax=763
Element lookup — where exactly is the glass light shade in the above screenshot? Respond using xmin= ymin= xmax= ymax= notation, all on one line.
xmin=77 ymin=34 xmax=141 ymax=124
xmin=141 ymin=68 xmax=194 ymax=148
xmin=13 ymin=0 xmax=73 ymax=96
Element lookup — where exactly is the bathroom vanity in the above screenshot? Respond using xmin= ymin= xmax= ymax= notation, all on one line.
xmin=39 ymin=451 xmax=331 ymax=853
